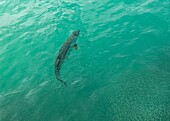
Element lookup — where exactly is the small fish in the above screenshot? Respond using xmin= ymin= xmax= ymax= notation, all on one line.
xmin=54 ymin=30 xmax=80 ymax=85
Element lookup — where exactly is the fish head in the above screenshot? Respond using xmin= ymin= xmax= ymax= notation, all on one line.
xmin=73 ymin=30 xmax=80 ymax=36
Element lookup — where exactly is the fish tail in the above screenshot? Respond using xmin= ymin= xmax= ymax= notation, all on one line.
xmin=56 ymin=76 xmax=67 ymax=86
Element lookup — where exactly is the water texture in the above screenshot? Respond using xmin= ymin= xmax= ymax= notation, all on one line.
xmin=0 ymin=0 xmax=170 ymax=121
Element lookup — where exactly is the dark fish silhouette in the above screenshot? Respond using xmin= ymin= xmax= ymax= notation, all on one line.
xmin=54 ymin=30 xmax=80 ymax=85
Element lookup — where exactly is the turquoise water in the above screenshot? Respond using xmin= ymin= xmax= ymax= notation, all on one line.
xmin=0 ymin=0 xmax=170 ymax=120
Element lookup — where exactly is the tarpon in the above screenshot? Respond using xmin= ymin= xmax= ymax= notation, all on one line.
xmin=54 ymin=30 xmax=80 ymax=85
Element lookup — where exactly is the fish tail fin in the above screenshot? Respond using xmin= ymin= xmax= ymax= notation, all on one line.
xmin=57 ymin=76 xmax=67 ymax=86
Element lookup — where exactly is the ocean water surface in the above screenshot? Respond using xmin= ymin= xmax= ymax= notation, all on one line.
xmin=0 ymin=0 xmax=170 ymax=121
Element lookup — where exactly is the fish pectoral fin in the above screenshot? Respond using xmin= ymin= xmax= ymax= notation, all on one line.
xmin=72 ymin=44 xmax=78 ymax=50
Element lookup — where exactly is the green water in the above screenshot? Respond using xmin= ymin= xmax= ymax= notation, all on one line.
xmin=0 ymin=0 xmax=170 ymax=121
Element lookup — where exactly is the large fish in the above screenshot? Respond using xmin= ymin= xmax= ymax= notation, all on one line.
xmin=54 ymin=30 xmax=80 ymax=85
